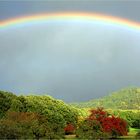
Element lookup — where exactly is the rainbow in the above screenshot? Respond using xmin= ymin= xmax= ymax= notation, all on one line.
xmin=0 ymin=12 xmax=140 ymax=30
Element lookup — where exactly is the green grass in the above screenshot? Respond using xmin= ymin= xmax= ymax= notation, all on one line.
xmin=65 ymin=128 xmax=140 ymax=139
xmin=129 ymin=127 xmax=140 ymax=133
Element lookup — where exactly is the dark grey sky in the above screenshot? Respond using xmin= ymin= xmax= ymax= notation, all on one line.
xmin=0 ymin=0 xmax=140 ymax=22
xmin=0 ymin=0 xmax=140 ymax=102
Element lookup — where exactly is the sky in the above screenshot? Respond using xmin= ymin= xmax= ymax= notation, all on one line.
xmin=0 ymin=0 xmax=140 ymax=102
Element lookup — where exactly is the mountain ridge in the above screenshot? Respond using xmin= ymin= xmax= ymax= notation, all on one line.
xmin=70 ymin=87 xmax=140 ymax=110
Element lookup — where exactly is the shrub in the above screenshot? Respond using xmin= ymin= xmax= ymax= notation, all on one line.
xmin=76 ymin=108 xmax=128 ymax=139
xmin=136 ymin=131 xmax=140 ymax=139
xmin=0 ymin=112 xmax=65 ymax=139
xmin=0 ymin=91 xmax=17 ymax=118
xmin=112 ymin=110 xmax=140 ymax=128
xmin=101 ymin=116 xmax=128 ymax=137
xmin=64 ymin=123 xmax=76 ymax=135
xmin=76 ymin=119 xmax=109 ymax=139
xmin=0 ymin=119 xmax=21 ymax=139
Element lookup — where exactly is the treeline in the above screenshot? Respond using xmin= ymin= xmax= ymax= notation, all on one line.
xmin=0 ymin=90 xmax=139 ymax=139
xmin=0 ymin=91 xmax=80 ymax=139
xmin=71 ymin=87 xmax=140 ymax=110
xmin=79 ymin=108 xmax=140 ymax=129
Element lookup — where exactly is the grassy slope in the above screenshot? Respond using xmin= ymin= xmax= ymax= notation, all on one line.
xmin=71 ymin=87 xmax=140 ymax=110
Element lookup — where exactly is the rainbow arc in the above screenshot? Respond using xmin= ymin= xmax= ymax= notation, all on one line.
xmin=0 ymin=12 xmax=140 ymax=30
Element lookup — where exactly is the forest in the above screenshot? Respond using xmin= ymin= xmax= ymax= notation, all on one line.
xmin=71 ymin=87 xmax=140 ymax=109
xmin=0 ymin=88 xmax=140 ymax=139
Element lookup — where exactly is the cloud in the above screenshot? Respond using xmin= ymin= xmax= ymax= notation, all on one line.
xmin=0 ymin=21 xmax=140 ymax=101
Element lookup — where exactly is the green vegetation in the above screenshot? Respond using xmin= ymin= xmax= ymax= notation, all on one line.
xmin=71 ymin=87 xmax=140 ymax=110
xmin=0 ymin=88 xmax=140 ymax=139
xmin=136 ymin=131 xmax=140 ymax=139
xmin=76 ymin=108 xmax=128 ymax=139
xmin=0 ymin=91 xmax=17 ymax=118
xmin=65 ymin=128 xmax=140 ymax=139
xmin=0 ymin=91 xmax=80 ymax=139
xmin=111 ymin=109 xmax=140 ymax=128
xmin=0 ymin=112 xmax=53 ymax=139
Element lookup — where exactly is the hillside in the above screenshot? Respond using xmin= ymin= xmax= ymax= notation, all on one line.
xmin=71 ymin=87 xmax=140 ymax=110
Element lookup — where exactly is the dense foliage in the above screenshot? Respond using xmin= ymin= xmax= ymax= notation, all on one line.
xmin=0 ymin=89 xmax=139 ymax=139
xmin=111 ymin=110 xmax=140 ymax=128
xmin=71 ymin=87 xmax=140 ymax=110
xmin=136 ymin=131 xmax=140 ymax=139
xmin=77 ymin=108 xmax=140 ymax=129
xmin=0 ymin=112 xmax=57 ymax=139
xmin=0 ymin=91 xmax=80 ymax=139
xmin=0 ymin=91 xmax=17 ymax=118
xmin=0 ymin=111 xmax=67 ymax=139
xmin=64 ymin=123 xmax=76 ymax=134
xmin=76 ymin=108 xmax=128 ymax=139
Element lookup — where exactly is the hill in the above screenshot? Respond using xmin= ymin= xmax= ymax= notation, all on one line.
xmin=70 ymin=87 xmax=140 ymax=110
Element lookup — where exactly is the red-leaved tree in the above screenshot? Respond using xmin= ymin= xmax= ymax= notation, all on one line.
xmin=87 ymin=108 xmax=128 ymax=137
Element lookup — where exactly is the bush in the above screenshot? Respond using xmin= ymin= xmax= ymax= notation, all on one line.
xmin=101 ymin=116 xmax=128 ymax=137
xmin=0 ymin=112 xmax=65 ymax=139
xmin=76 ymin=119 xmax=109 ymax=139
xmin=112 ymin=110 xmax=140 ymax=128
xmin=0 ymin=119 xmax=21 ymax=139
xmin=64 ymin=123 xmax=76 ymax=135
xmin=76 ymin=108 xmax=128 ymax=139
xmin=136 ymin=131 xmax=140 ymax=139
xmin=0 ymin=91 xmax=17 ymax=118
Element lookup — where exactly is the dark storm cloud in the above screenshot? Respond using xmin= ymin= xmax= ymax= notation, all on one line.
xmin=0 ymin=0 xmax=140 ymax=102
xmin=0 ymin=0 xmax=140 ymax=22
xmin=0 ymin=22 xmax=140 ymax=101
